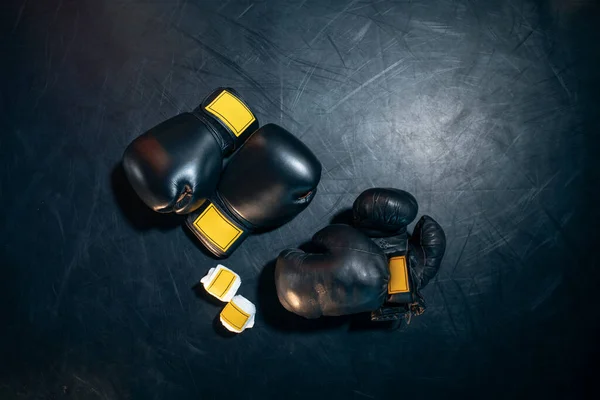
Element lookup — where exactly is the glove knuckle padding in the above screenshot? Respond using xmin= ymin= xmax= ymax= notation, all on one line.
xmin=275 ymin=224 xmax=389 ymax=318
xmin=409 ymin=215 xmax=446 ymax=289
xmin=352 ymin=188 xmax=418 ymax=236
xmin=122 ymin=88 xmax=258 ymax=215
xmin=123 ymin=113 xmax=222 ymax=213
xmin=218 ymin=124 xmax=322 ymax=229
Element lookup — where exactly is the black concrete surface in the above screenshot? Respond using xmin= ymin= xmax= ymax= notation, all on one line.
xmin=1 ymin=0 xmax=599 ymax=399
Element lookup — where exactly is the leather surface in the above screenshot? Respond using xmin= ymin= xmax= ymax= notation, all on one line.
xmin=408 ymin=215 xmax=447 ymax=291
xmin=122 ymin=113 xmax=222 ymax=214
xmin=352 ymin=188 xmax=418 ymax=237
xmin=218 ymin=123 xmax=322 ymax=228
xmin=275 ymin=224 xmax=389 ymax=318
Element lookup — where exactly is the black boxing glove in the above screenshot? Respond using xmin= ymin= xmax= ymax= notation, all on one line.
xmin=275 ymin=188 xmax=446 ymax=322
xmin=122 ymin=87 xmax=258 ymax=214
xmin=185 ymin=124 xmax=322 ymax=258
xmin=352 ymin=188 xmax=446 ymax=321
xmin=275 ymin=224 xmax=390 ymax=318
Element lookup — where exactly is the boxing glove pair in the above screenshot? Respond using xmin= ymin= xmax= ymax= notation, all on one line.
xmin=123 ymin=88 xmax=322 ymax=257
xmin=275 ymin=188 xmax=446 ymax=322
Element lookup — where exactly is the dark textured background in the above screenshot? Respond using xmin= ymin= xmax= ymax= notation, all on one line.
xmin=1 ymin=0 xmax=599 ymax=398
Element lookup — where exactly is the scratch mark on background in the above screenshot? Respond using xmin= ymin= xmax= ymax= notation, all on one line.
xmin=353 ymin=390 xmax=375 ymax=398
xmin=184 ymin=338 xmax=206 ymax=356
xmin=511 ymin=30 xmax=533 ymax=53
xmin=279 ymin=72 xmax=284 ymax=123
xmin=452 ymin=279 xmax=477 ymax=339
xmin=327 ymin=58 xmax=407 ymax=112
xmin=132 ymin=59 xmax=147 ymax=101
xmin=166 ymin=262 xmax=185 ymax=312
xmin=53 ymin=168 xmax=101 ymax=313
xmin=379 ymin=6 xmax=395 ymax=16
xmin=436 ymin=284 xmax=459 ymax=337
xmin=12 ymin=0 xmax=28 ymax=34
xmin=237 ymin=3 xmax=254 ymax=19
xmin=54 ymin=253 xmax=79 ymax=313
xmin=481 ymin=215 xmax=522 ymax=270
xmin=529 ymin=276 xmax=561 ymax=311
xmin=48 ymin=204 xmax=66 ymax=244
xmin=72 ymin=375 xmax=102 ymax=397
xmin=173 ymin=26 xmax=299 ymax=120
xmin=342 ymin=134 xmax=357 ymax=177
xmin=176 ymin=28 xmax=264 ymax=90
xmin=348 ymin=0 xmax=390 ymax=13
xmin=548 ymin=62 xmax=571 ymax=98
xmin=500 ymin=54 xmax=522 ymax=73
xmin=60 ymin=10 xmax=80 ymax=67
xmin=297 ymin=0 xmax=308 ymax=9
xmin=541 ymin=207 xmax=580 ymax=261
xmin=53 ymin=0 xmax=63 ymax=20
xmin=452 ymin=223 xmax=474 ymax=275
xmin=217 ymin=0 xmax=232 ymax=12
xmin=352 ymin=21 xmax=372 ymax=43
xmin=291 ymin=64 xmax=317 ymax=109
xmin=309 ymin=0 xmax=360 ymax=46
xmin=326 ymin=34 xmax=347 ymax=67
xmin=185 ymin=359 xmax=200 ymax=396
xmin=134 ymin=308 xmax=150 ymax=329
xmin=159 ymin=51 xmax=176 ymax=107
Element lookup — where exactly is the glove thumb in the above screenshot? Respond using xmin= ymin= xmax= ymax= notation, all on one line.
xmin=352 ymin=188 xmax=418 ymax=237
xmin=409 ymin=215 xmax=446 ymax=290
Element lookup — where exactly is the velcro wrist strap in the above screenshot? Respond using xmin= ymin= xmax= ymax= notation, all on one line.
xmin=185 ymin=200 xmax=250 ymax=258
xmin=387 ymin=255 xmax=415 ymax=304
xmin=195 ymin=88 xmax=258 ymax=153
xmin=370 ymin=234 xmax=415 ymax=302
xmin=388 ymin=255 xmax=410 ymax=294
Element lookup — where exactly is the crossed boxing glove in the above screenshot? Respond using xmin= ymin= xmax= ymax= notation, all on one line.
xmin=274 ymin=188 xmax=446 ymax=321
xmin=185 ymin=124 xmax=322 ymax=258
xmin=122 ymin=87 xmax=258 ymax=214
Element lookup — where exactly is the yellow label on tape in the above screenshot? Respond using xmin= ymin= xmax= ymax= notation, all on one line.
xmin=192 ymin=204 xmax=243 ymax=252
xmin=204 ymin=90 xmax=255 ymax=137
xmin=206 ymin=268 xmax=237 ymax=300
xmin=388 ymin=256 xmax=410 ymax=294
xmin=221 ymin=301 xmax=250 ymax=331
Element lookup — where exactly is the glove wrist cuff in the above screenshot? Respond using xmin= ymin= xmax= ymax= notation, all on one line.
xmin=185 ymin=197 xmax=253 ymax=258
xmin=191 ymin=110 xmax=235 ymax=154
xmin=192 ymin=87 xmax=258 ymax=155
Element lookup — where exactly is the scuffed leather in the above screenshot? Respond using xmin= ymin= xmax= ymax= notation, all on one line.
xmin=275 ymin=224 xmax=389 ymax=319
xmin=353 ymin=188 xmax=446 ymax=319
xmin=352 ymin=188 xmax=418 ymax=237
xmin=275 ymin=187 xmax=446 ymax=321
xmin=218 ymin=123 xmax=322 ymax=229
